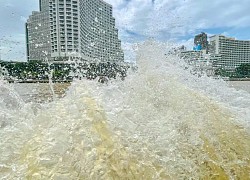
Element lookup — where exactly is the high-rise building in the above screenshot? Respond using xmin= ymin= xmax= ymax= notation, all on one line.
xmin=210 ymin=35 xmax=250 ymax=70
xmin=26 ymin=0 xmax=51 ymax=61
xmin=26 ymin=0 xmax=124 ymax=62
xmin=194 ymin=32 xmax=208 ymax=52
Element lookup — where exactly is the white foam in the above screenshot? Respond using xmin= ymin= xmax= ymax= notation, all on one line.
xmin=0 ymin=41 xmax=250 ymax=179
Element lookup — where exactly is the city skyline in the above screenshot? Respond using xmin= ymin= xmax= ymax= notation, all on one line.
xmin=26 ymin=0 xmax=123 ymax=62
xmin=0 ymin=0 xmax=250 ymax=61
xmin=181 ymin=33 xmax=250 ymax=73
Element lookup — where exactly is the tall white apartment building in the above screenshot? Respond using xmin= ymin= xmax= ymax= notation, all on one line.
xmin=26 ymin=0 xmax=124 ymax=62
xmin=26 ymin=0 xmax=51 ymax=61
xmin=210 ymin=35 xmax=250 ymax=70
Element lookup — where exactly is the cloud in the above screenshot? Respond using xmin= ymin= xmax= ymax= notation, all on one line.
xmin=107 ymin=0 xmax=250 ymax=41
xmin=104 ymin=0 xmax=250 ymax=59
xmin=1 ymin=0 xmax=250 ymax=61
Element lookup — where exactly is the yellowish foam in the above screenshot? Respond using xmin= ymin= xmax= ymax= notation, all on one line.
xmin=2 ymin=84 xmax=250 ymax=179
xmin=85 ymin=97 xmax=170 ymax=179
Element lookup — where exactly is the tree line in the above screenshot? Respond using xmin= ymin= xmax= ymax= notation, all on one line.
xmin=0 ymin=60 xmax=129 ymax=82
xmin=215 ymin=64 xmax=250 ymax=78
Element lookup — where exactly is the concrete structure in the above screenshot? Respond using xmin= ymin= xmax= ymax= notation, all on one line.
xmin=180 ymin=33 xmax=250 ymax=75
xmin=194 ymin=32 xmax=208 ymax=52
xmin=26 ymin=0 xmax=124 ymax=62
xmin=210 ymin=35 xmax=250 ymax=71
xmin=26 ymin=0 xmax=51 ymax=61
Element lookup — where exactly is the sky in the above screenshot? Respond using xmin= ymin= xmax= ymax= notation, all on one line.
xmin=0 ymin=0 xmax=250 ymax=61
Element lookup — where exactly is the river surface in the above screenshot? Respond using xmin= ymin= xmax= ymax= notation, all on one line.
xmin=9 ymin=81 xmax=250 ymax=102
xmin=12 ymin=83 xmax=71 ymax=103
xmin=1 ymin=42 xmax=250 ymax=179
xmin=228 ymin=81 xmax=250 ymax=94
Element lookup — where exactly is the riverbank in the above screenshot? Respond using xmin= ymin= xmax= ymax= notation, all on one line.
xmin=7 ymin=79 xmax=72 ymax=83
xmin=7 ymin=78 xmax=250 ymax=83
xmin=229 ymin=78 xmax=250 ymax=81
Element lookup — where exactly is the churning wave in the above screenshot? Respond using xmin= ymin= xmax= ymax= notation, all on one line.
xmin=0 ymin=41 xmax=250 ymax=179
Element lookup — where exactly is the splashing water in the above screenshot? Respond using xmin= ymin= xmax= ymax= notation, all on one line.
xmin=0 ymin=41 xmax=250 ymax=179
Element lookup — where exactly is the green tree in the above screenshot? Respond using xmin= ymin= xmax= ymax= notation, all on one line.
xmin=235 ymin=64 xmax=250 ymax=78
xmin=214 ymin=68 xmax=231 ymax=77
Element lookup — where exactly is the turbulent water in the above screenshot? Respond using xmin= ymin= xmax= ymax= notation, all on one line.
xmin=0 ymin=41 xmax=250 ymax=179
xmin=229 ymin=81 xmax=250 ymax=94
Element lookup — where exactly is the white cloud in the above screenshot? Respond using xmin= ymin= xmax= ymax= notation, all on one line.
xmin=1 ymin=0 xmax=250 ymax=61
xmin=103 ymin=0 xmax=250 ymax=60
xmin=106 ymin=0 xmax=250 ymax=41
